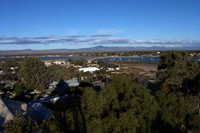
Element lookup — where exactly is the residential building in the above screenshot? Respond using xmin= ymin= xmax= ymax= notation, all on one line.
xmin=0 ymin=98 xmax=51 ymax=125
xmin=79 ymin=67 xmax=100 ymax=73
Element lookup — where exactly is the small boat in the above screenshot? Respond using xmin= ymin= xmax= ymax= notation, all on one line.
xmin=113 ymin=58 xmax=115 ymax=60
xmin=110 ymin=59 xmax=112 ymax=60
xmin=128 ymin=58 xmax=131 ymax=60
xmin=119 ymin=58 xmax=121 ymax=60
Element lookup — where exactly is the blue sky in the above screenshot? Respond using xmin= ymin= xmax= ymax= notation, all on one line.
xmin=0 ymin=0 xmax=200 ymax=50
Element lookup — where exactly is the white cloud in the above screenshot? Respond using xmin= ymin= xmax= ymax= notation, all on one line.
xmin=96 ymin=29 xmax=124 ymax=35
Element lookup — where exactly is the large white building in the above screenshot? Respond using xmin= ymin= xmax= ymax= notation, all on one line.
xmin=79 ymin=67 xmax=100 ymax=73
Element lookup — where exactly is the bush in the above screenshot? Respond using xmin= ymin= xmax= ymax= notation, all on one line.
xmin=34 ymin=94 xmax=40 ymax=99
xmin=14 ymin=85 xmax=23 ymax=96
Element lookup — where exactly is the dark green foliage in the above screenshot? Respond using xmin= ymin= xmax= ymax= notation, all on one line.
xmin=48 ymin=64 xmax=70 ymax=81
xmin=18 ymin=57 xmax=49 ymax=91
xmin=91 ymin=60 xmax=96 ymax=64
xmin=14 ymin=85 xmax=23 ymax=97
xmin=160 ymin=81 xmax=170 ymax=93
xmin=2 ymin=60 xmax=20 ymax=73
xmin=97 ymin=59 xmax=106 ymax=67
xmin=0 ymin=85 xmax=3 ymax=92
xmin=81 ymin=75 xmax=158 ymax=133
xmin=155 ymin=91 xmax=187 ymax=128
xmin=187 ymin=114 xmax=200 ymax=133
xmin=3 ymin=52 xmax=200 ymax=133
xmin=73 ymin=58 xmax=87 ymax=67
xmin=1 ymin=60 xmax=19 ymax=80
xmin=157 ymin=51 xmax=199 ymax=88
xmin=182 ymin=74 xmax=200 ymax=94
xmin=3 ymin=116 xmax=37 ymax=133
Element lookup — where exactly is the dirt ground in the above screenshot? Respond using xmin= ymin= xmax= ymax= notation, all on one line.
xmin=119 ymin=63 xmax=158 ymax=72
xmin=130 ymin=63 xmax=158 ymax=72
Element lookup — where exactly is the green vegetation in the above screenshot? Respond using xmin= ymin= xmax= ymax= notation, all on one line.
xmin=18 ymin=57 xmax=49 ymax=91
xmin=72 ymin=58 xmax=88 ymax=67
xmin=48 ymin=64 xmax=76 ymax=81
xmin=3 ymin=116 xmax=37 ymax=133
xmin=2 ymin=51 xmax=200 ymax=132
xmin=14 ymin=85 xmax=23 ymax=97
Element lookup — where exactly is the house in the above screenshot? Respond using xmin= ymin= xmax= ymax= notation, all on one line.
xmin=107 ymin=68 xmax=115 ymax=71
xmin=44 ymin=61 xmax=52 ymax=66
xmin=79 ymin=67 xmax=100 ymax=73
xmin=116 ymin=67 xmax=120 ymax=70
xmin=10 ymin=67 xmax=18 ymax=70
xmin=4 ymin=84 xmax=13 ymax=90
xmin=88 ymin=64 xmax=99 ymax=67
xmin=53 ymin=60 xmax=65 ymax=65
xmin=27 ymin=102 xmax=51 ymax=121
xmin=0 ymin=99 xmax=27 ymax=125
xmin=0 ymin=98 xmax=51 ymax=125
xmin=46 ymin=79 xmax=79 ymax=94
xmin=92 ymin=80 xmax=105 ymax=92
xmin=64 ymin=79 xmax=79 ymax=87
xmin=48 ymin=81 xmax=59 ymax=89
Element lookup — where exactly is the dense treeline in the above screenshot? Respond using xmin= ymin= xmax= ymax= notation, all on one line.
xmin=2 ymin=51 xmax=200 ymax=133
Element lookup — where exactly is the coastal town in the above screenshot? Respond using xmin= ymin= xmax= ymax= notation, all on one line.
xmin=0 ymin=55 xmax=156 ymax=126
xmin=1 ymin=0 xmax=200 ymax=132
xmin=0 ymin=50 xmax=200 ymax=132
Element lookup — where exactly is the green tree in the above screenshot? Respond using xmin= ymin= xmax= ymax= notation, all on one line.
xmin=91 ymin=60 xmax=96 ymax=64
xmin=2 ymin=60 xmax=19 ymax=81
xmin=48 ymin=64 xmax=78 ymax=81
xmin=157 ymin=51 xmax=198 ymax=87
xmin=18 ymin=57 xmax=49 ymax=91
xmin=3 ymin=116 xmax=37 ymax=133
xmin=74 ymin=58 xmax=87 ymax=67
xmin=97 ymin=60 xmax=106 ymax=67
xmin=14 ymin=85 xmax=23 ymax=97
xmin=155 ymin=91 xmax=187 ymax=129
xmin=0 ymin=85 xmax=3 ymax=92
xmin=187 ymin=114 xmax=200 ymax=133
xmin=81 ymin=75 xmax=158 ymax=133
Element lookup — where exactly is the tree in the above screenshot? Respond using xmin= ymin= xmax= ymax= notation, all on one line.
xmin=160 ymin=81 xmax=170 ymax=94
xmin=3 ymin=116 xmax=37 ymax=133
xmin=182 ymin=73 xmax=200 ymax=94
xmin=157 ymin=51 xmax=198 ymax=87
xmin=187 ymin=114 xmax=200 ymax=133
xmin=14 ymin=85 xmax=23 ymax=97
xmin=48 ymin=64 xmax=78 ymax=81
xmin=1 ymin=60 xmax=19 ymax=81
xmin=0 ymin=85 xmax=3 ymax=92
xmin=91 ymin=60 xmax=96 ymax=64
xmin=80 ymin=75 xmax=158 ymax=133
xmin=155 ymin=91 xmax=187 ymax=131
xmin=97 ymin=60 xmax=106 ymax=67
xmin=18 ymin=57 xmax=49 ymax=91
xmin=74 ymin=58 xmax=87 ymax=67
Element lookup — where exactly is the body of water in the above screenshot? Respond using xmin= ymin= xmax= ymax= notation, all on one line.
xmin=1 ymin=57 xmax=200 ymax=63
xmin=94 ymin=57 xmax=160 ymax=63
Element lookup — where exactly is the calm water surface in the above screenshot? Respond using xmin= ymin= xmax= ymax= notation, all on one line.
xmin=1 ymin=57 xmax=200 ymax=63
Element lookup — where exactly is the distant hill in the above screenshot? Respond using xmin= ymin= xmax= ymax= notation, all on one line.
xmin=0 ymin=46 xmax=199 ymax=55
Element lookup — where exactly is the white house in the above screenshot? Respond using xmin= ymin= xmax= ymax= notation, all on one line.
xmin=53 ymin=60 xmax=65 ymax=65
xmin=107 ymin=68 xmax=115 ymax=71
xmin=79 ymin=67 xmax=100 ymax=73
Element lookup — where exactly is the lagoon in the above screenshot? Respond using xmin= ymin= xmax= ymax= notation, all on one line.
xmin=1 ymin=57 xmax=200 ymax=63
